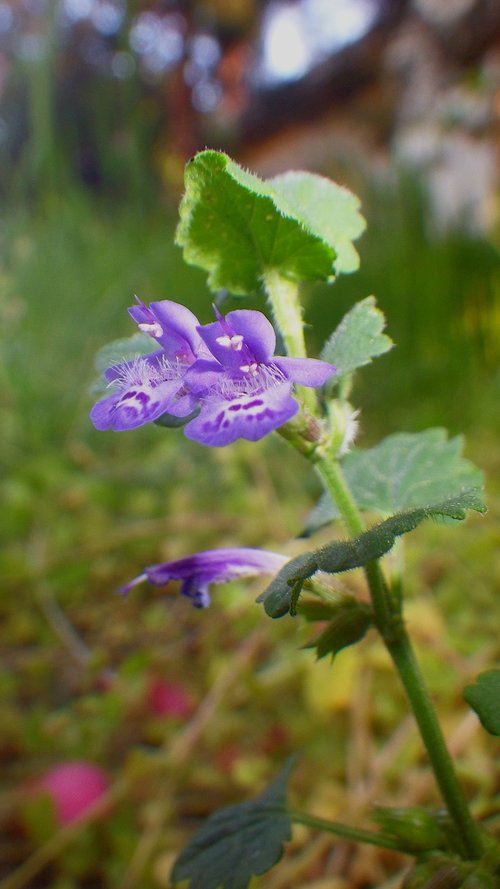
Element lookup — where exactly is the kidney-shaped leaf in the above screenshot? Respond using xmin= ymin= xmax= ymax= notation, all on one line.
xmin=176 ymin=151 xmax=364 ymax=295
xmin=171 ymin=760 xmax=295 ymax=889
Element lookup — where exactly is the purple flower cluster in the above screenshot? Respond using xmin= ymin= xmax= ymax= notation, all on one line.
xmin=91 ymin=299 xmax=335 ymax=447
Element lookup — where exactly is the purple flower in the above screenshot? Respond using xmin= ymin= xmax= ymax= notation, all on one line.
xmin=90 ymin=301 xmax=335 ymax=444
xmin=90 ymin=299 xmax=203 ymax=431
xmin=182 ymin=308 xmax=335 ymax=447
xmin=120 ymin=547 xmax=289 ymax=608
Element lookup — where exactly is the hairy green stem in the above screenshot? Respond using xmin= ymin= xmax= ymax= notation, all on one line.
xmin=312 ymin=452 xmax=484 ymax=861
xmin=262 ymin=269 xmax=316 ymax=414
xmin=314 ymin=456 xmax=392 ymax=628
xmin=386 ymin=631 xmax=484 ymax=860
xmin=289 ymin=809 xmax=406 ymax=853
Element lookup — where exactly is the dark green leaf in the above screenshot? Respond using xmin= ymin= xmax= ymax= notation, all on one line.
xmin=259 ymin=490 xmax=485 ymax=617
xmin=304 ymin=429 xmax=484 ymax=533
xmin=320 ymin=296 xmax=392 ymax=377
xmin=170 ymin=759 xmax=295 ymax=889
xmin=304 ymin=599 xmax=373 ymax=660
xmin=296 ymin=599 xmax=344 ymax=622
xmin=463 ymin=670 xmax=500 ymax=737
xmin=176 ymin=151 xmax=364 ymax=295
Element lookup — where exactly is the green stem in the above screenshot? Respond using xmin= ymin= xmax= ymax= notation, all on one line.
xmin=289 ymin=809 xmax=406 ymax=853
xmin=386 ymin=631 xmax=485 ymax=860
xmin=314 ymin=456 xmax=392 ymax=628
xmin=262 ymin=269 xmax=316 ymax=414
xmin=312 ymin=452 xmax=484 ymax=861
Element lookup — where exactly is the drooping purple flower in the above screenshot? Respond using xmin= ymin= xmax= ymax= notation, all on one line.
xmin=120 ymin=547 xmax=289 ymax=608
xmin=182 ymin=308 xmax=335 ymax=447
xmin=90 ymin=299 xmax=204 ymax=432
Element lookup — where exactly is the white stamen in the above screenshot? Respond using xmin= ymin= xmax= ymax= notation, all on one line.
xmin=215 ymin=334 xmax=244 ymax=350
xmin=110 ymin=355 xmax=179 ymax=389
xmin=138 ymin=321 xmax=163 ymax=337
xmin=215 ymin=362 xmax=286 ymax=400
xmin=239 ymin=363 xmax=258 ymax=375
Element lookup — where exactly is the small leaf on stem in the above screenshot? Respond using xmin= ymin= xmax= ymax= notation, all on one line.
xmin=304 ymin=429 xmax=484 ymax=533
xmin=260 ymin=489 xmax=485 ymax=617
xmin=304 ymin=599 xmax=373 ymax=660
xmin=170 ymin=758 xmax=295 ymax=889
xmin=320 ymin=296 xmax=392 ymax=378
xmin=463 ymin=670 xmax=500 ymax=737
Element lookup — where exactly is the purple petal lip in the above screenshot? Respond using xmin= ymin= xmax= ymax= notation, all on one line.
xmin=90 ymin=379 xmax=183 ymax=431
xmin=119 ymin=547 xmax=289 ymax=607
xmin=183 ymin=381 xmax=298 ymax=447
xmin=273 ymin=356 xmax=336 ymax=387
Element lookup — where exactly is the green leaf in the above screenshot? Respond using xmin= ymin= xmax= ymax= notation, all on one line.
xmin=269 ymin=171 xmax=366 ymax=274
xmin=304 ymin=599 xmax=373 ymax=660
xmin=463 ymin=670 xmax=500 ymax=737
xmin=171 ymin=759 xmax=295 ymax=889
xmin=259 ymin=489 xmax=485 ymax=617
xmin=175 ymin=151 xmax=364 ymax=295
xmin=92 ymin=332 xmax=157 ymax=394
xmin=320 ymin=297 xmax=392 ymax=378
xmin=304 ymin=429 xmax=484 ymax=533
xmin=296 ymin=599 xmax=344 ymax=622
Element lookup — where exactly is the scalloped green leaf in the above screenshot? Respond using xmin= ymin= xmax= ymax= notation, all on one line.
xmin=171 ymin=759 xmax=295 ymax=889
xmin=320 ymin=296 xmax=392 ymax=378
xmin=260 ymin=489 xmax=485 ymax=617
xmin=463 ymin=670 xmax=500 ymax=737
xmin=175 ymin=151 xmax=364 ymax=295
xmin=269 ymin=170 xmax=365 ymax=274
xmin=304 ymin=429 xmax=484 ymax=534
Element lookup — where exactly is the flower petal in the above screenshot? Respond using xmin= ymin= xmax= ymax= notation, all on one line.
xmin=90 ymin=379 xmax=183 ymax=431
xmin=128 ymin=299 xmax=204 ymax=362
xmin=183 ymin=382 xmax=298 ymax=446
xmin=273 ymin=356 xmax=336 ymax=387
xmin=224 ymin=310 xmax=276 ymax=363
xmin=198 ymin=309 xmax=276 ymax=368
xmin=183 ymin=359 xmax=225 ymax=395
xmin=136 ymin=547 xmax=289 ymax=607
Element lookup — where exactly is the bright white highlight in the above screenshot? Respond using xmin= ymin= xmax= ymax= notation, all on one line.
xmin=258 ymin=0 xmax=378 ymax=85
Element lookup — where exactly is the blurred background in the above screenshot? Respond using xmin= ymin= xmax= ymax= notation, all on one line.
xmin=1 ymin=1 xmax=499 ymax=887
